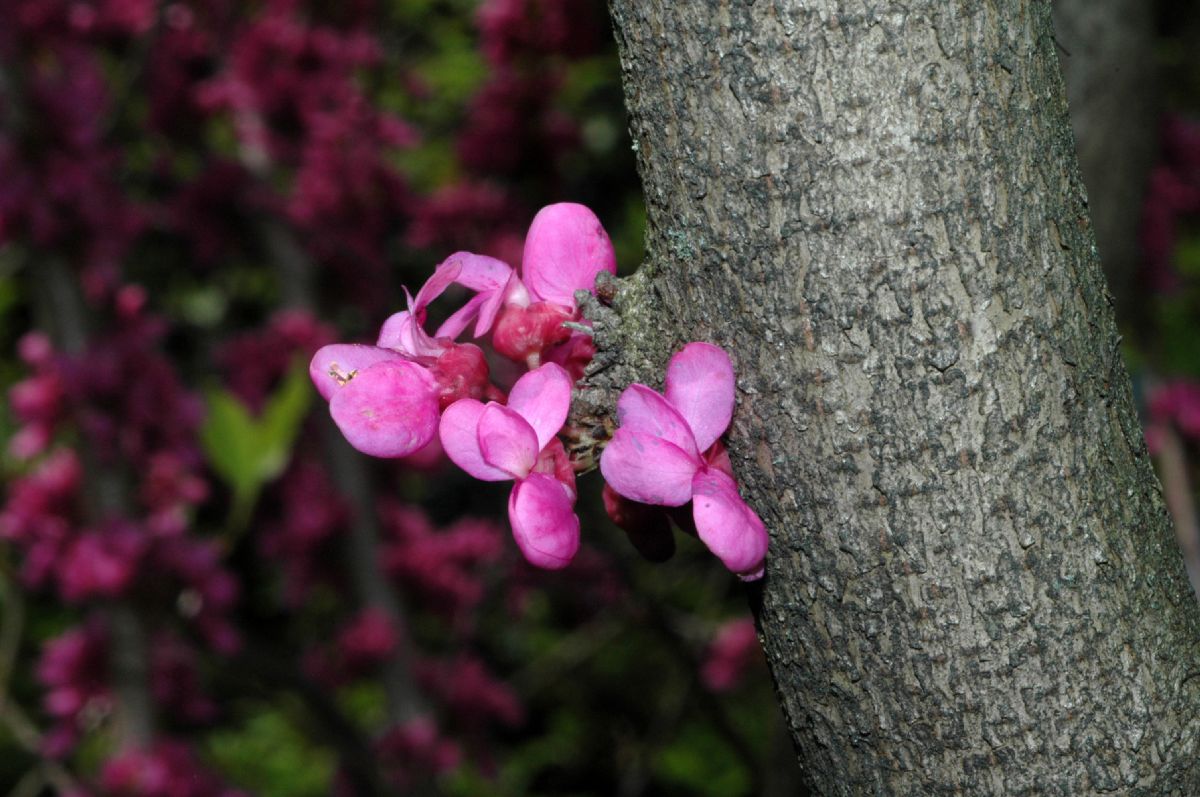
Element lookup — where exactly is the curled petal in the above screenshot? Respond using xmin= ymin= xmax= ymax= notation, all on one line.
xmin=522 ymin=203 xmax=616 ymax=308
xmin=599 ymin=428 xmax=700 ymax=507
xmin=377 ymin=311 xmax=443 ymax=358
xmin=435 ymin=292 xmax=490 ymax=341
xmin=509 ymin=473 xmax=580 ymax=570
xmin=477 ymin=404 xmax=539 ymax=480
xmin=329 ymin=361 xmax=439 ymax=458
xmin=691 ymin=469 xmax=768 ymax=580
xmin=442 ymin=251 xmax=512 ymax=292
xmin=310 ymin=344 xmax=402 ymax=401
xmin=439 ymin=400 xmax=512 ymax=481
xmin=616 ymin=384 xmax=699 ymax=458
xmin=506 ymin=363 xmax=572 ymax=451
xmin=411 ymin=257 xmax=465 ymax=316
xmin=665 ymin=342 xmax=735 ymax=452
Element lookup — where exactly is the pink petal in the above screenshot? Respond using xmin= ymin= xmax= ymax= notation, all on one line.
xmin=438 ymin=400 xmax=513 ymax=481
xmin=309 ymin=344 xmax=403 ymax=402
xmin=616 ymin=384 xmax=699 ymax=458
xmin=665 ymin=342 xmax=735 ymax=453
xmin=521 ymin=203 xmax=616 ymax=308
xmin=435 ymin=293 xmax=489 ymax=340
xmin=506 ymin=363 xmax=572 ymax=450
xmin=477 ymin=404 xmax=539 ymax=479
xmin=476 ymin=272 xmax=525 ymax=336
xmin=377 ymin=311 xmax=444 ymax=358
xmin=329 ymin=361 xmax=440 ymax=458
xmin=599 ymin=428 xmax=700 ymax=506
xmin=508 ymin=473 xmax=580 ymax=569
xmin=443 ymin=251 xmax=512 ymax=292
xmin=411 ymin=256 xmax=466 ymax=314
xmin=691 ymin=469 xmax=768 ymax=580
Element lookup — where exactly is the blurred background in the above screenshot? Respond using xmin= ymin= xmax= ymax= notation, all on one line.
xmin=0 ymin=1 xmax=1197 ymax=795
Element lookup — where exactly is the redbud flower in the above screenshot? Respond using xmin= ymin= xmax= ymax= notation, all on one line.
xmin=439 ymin=363 xmax=579 ymax=569
xmin=600 ymin=343 xmax=768 ymax=580
xmin=309 ymin=260 xmax=500 ymax=458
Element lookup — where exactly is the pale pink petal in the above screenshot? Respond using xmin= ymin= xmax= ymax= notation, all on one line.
xmin=665 ymin=342 xmax=735 ymax=452
xmin=377 ymin=311 xmax=444 ymax=358
xmin=329 ymin=361 xmax=439 ymax=458
xmin=506 ymin=363 xmax=572 ymax=450
xmin=438 ymin=400 xmax=513 ymax=481
xmin=309 ymin=344 xmax=402 ymax=401
xmin=443 ymin=251 xmax=512 ymax=292
xmin=522 ymin=203 xmax=616 ymax=308
xmin=599 ymin=428 xmax=700 ymax=506
xmin=691 ymin=469 xmax=768 ymax=580
xmin=616 ymin=384 xmax=699 ymax=458
xmin=508 ymin=473 xmax=580 ymax=569
xmin=477 ymin=404 xmax=539 ymax=479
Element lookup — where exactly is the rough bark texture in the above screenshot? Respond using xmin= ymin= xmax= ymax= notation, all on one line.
xmin=1052 ymin=0 xmax=1158 ymax=328
xmin=592 ymin=1 xmax=1200 ymax=793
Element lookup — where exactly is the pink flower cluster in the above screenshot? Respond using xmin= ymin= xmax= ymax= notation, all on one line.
xmin=1141 ymin=116 xmax=1200 ymax=292
xmin=312 ymin=203 xmax=769 ymax=580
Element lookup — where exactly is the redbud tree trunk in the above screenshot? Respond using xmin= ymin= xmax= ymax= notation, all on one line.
xmin=590 ymin=1 xmax=1200 ymax=793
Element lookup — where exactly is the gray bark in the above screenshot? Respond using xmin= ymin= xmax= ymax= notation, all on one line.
xmin=585 ymin=1 xmax=1200 ymax=793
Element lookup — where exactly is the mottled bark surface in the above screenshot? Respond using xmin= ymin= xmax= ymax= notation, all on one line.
xmin=589 ymin=1 xmax=1200 ymax=793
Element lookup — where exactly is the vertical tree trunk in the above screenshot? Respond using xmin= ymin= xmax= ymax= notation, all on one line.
xmin=594 ymin=1 xmax=1200 ymax=792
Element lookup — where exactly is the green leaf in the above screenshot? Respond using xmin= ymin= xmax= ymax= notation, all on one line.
xmin=200 ymin=361 xmax=312 ymax=530
xmin=259 ymin=361 xmax=313 ymax=482
xmin=653 ymin=722 xmax=750 ymax=797
xmin=200 ymin=389 xmax=262 ymax=498
xmin=207 ymin=708 xmax=334 ymax=797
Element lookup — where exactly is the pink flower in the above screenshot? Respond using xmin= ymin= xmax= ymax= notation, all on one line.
xmin=309 ymin=258 xmax=502 ymax=458
xmin=439 ymin=363 xmax=579 ymax=569
xmin=600 ymin=343 xmax=768 ymax=580
xmin=432 ymin=203 xmax=614 ymax=369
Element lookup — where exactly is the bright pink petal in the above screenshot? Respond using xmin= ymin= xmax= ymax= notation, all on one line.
xmin=377 ymin=311 xmax=443 ymax=358
xmin=435 ymin=293 xmax=489 ymax=340
xmin=438 ymin=400 xmax=513 ymax=481
xmin=616 ymin=384 xmax=699 ymax=458
xmin=477 ymin=404 xmax=539 ymax=479
xmin=411 ymin=256 xmax=466 ymax=315
xmin=476 ymin=272 xmax=525 ymax=337
xmin=310 ymin=344 xmax=404 ymax=402
xmin=506 ymin=363 xmax=572 ymax=450
xmin=599 ymin=428 xmax=700 ymax=506
xmin=508 ymin=473 xmax=580 ymax=569
xmin=691 ymin=469 xmax=768 ymax=581
xmin=522 ymin=203 xmax=616 ymax=308
xmin=665 ymin=342 xmax=735 ymax=452
xmin=329 ymin=361 xmax=439 ymax=458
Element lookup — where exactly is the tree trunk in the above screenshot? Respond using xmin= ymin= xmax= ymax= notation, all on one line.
xmin=591 ymin=1 xmax=1200 ymax=793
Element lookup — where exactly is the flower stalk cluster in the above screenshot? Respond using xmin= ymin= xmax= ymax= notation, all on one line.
xmin=312 ymin=203 xmax=769 ymax=580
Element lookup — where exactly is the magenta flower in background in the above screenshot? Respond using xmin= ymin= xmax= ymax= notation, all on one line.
xmin=600 ymin=343 xmax=768 ymax=580
xmin=439 ymin=363 xmax=580 ymax=569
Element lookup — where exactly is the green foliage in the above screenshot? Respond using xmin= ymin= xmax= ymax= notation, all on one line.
xmin=206 ymin=709 xmax=335 ymax=797
xmin=200 ymin=360 xmax=312 ymax=531
xmin=653 ymin=721 xmax=750 ymax=797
